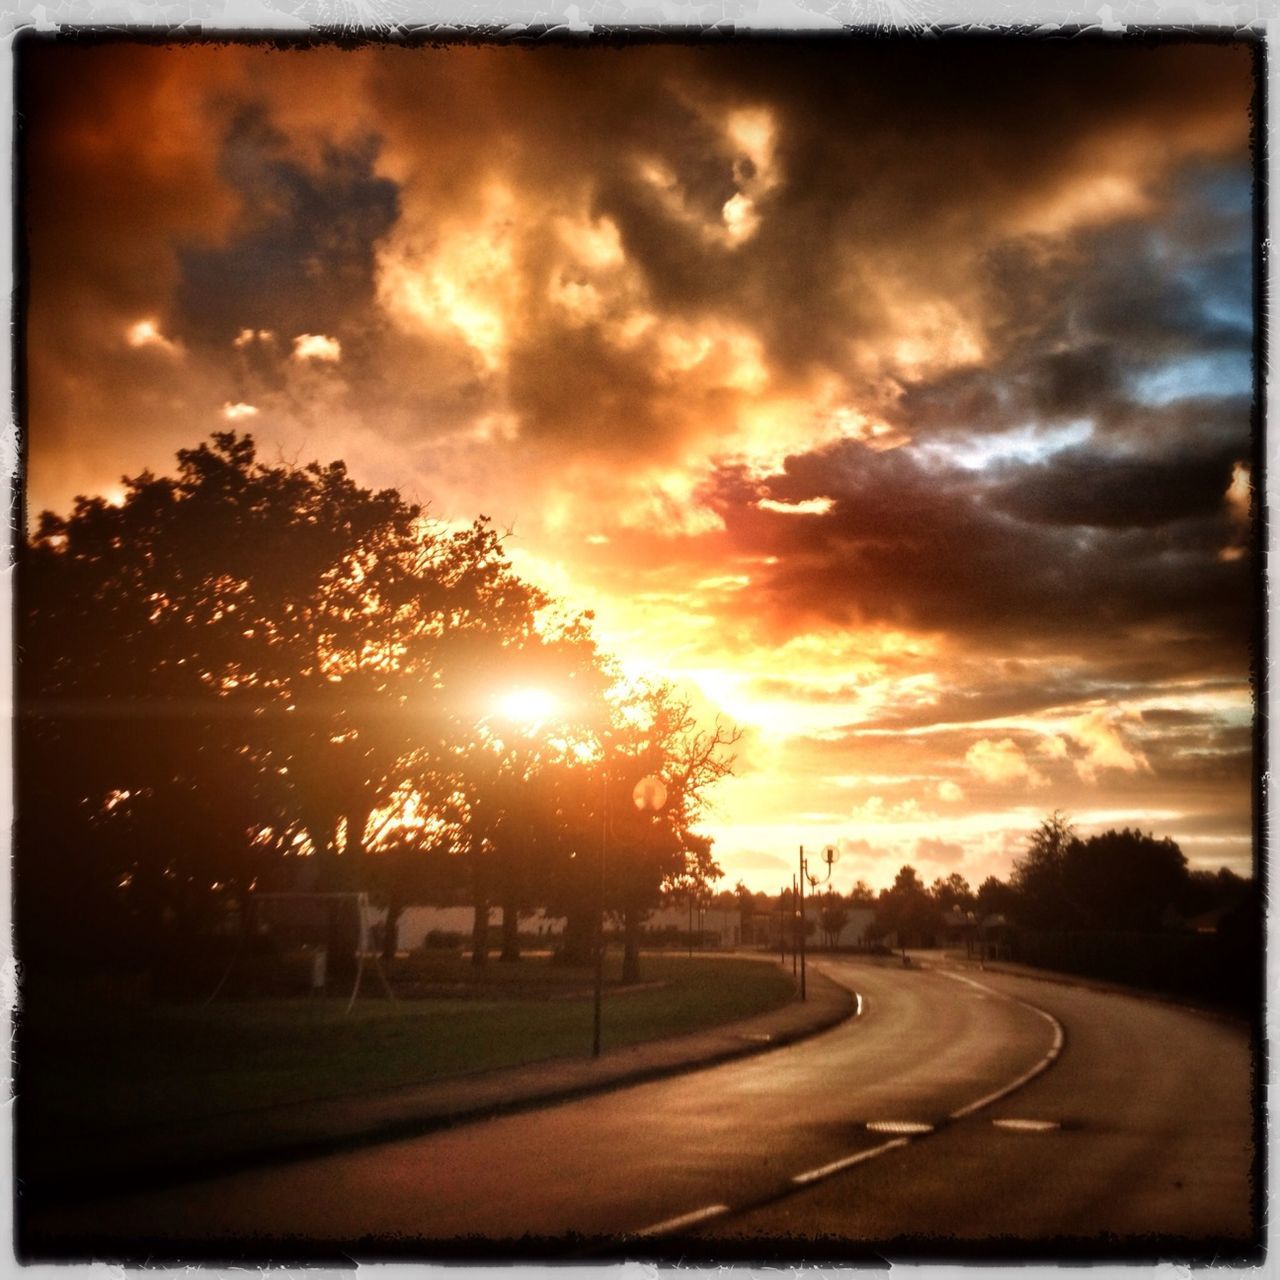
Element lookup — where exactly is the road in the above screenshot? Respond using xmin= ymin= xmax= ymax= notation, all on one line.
xmin=23 ymin=956 xmax=1257 ymax=1261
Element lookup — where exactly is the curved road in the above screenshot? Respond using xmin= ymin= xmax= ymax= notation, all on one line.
xmin=27 ymin=956 xmax=1257 ymax=1259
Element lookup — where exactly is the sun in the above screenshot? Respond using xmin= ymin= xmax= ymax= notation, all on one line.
xmin=497 ymin=687 xmax=560 ymax=727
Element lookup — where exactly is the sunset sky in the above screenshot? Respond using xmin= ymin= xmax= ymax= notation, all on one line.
xmin=20 ymin=34 xmax=1258 ymax=892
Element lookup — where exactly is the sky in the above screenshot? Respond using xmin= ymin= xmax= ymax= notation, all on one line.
xmin=19 ymin=34 xmax=1258 ymax=893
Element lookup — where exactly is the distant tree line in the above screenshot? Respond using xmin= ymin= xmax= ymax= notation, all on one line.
xmin=17 ymin=434 xmax=736 ymax=989
xmin=727 ymin=813 xmax=1258 ymax=1009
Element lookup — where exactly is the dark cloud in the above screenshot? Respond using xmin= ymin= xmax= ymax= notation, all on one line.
xmin=175 ymin=110 xmax=399 ymax=350
xmin=986 ymin=443 xmax=1240 ymax=529
xmin=695 ymin=424 xmax=1250 ymax=666
xmin=893 ymin=166 xmax=1254 ymax=448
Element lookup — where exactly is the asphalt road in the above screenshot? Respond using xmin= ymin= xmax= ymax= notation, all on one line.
xmin=24 ymin=956 xmax=1257 ymax=1262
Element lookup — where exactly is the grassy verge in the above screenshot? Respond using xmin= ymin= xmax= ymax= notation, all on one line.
xmin=18 ymin=953 xmax=794 ymax=1142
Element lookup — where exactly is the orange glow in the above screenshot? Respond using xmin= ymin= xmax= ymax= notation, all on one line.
xmin=497 ymin=687 xmax=560 ymax=727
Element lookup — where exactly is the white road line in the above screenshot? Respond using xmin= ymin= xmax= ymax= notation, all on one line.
xmin=633 ymin=1203 xmax=730 ymax=1237
xmin=792 ymin=1137 xmax=911 ymax=1186
xmin=866 ymin=1120 xmax=934 ymax=1134
xmin=937 ymin=969 xmax=1066 ymax=1120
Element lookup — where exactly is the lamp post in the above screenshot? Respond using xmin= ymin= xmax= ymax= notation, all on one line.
xmin=791 ymin=874 xmax=799 ymax=978
xmin=592 ymin=770 xmax=666 ymax=1058
xmin=798 ymin=843 xmax=839 ymax=1001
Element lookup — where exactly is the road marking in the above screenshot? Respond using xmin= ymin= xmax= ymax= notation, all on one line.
xmin=633 ymin=1203 xmax=730 ymax=1237
xmin=792 ymin=1137 xmax=911 ymax=1186
xmin=993 ymin=1118 xmax=1061 ymax=1132
xmin=866 ymin=1120 xmax=934 ymax=1134
xmin=937 ymin=970 xmax=1066 ymax=1120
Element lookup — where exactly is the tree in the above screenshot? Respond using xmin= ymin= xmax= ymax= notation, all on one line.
xmin=1010 ymin=811 xmax=1078 ymax=929
xmin=848 ymin=879 xmax=877 ymax=908
xmin=19 ymin=433 xmax=743 ymax=989
xmin=601 ymin=680 xmax=737 ymax=982
xmin=975 ymin=874 xmax=1017 ymax=918
xmin=875 ymin=865 xmax=942 ymax=954
xmin=17 ymin=434 xmax=587 ymax=974
xmin=930 ymin=873 xmax=975 ymax=912
xmin=1061 ymin=828 xmax=1190 ymax=932
xmin=818 ymin=890 xmax=850 ymax=948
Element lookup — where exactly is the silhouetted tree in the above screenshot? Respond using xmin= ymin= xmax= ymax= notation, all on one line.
xmin=848 ymin=879 xmax=877 ymax=908
xmin=19 ymin=433 xmax=739 ymax=990
xmin=1009 ymin=810 xmax=1078 ymax=929
xmin=875 ymin=865 xmax=942 ymax=953
xmin=607 ymin=681 xmax=737 ymax=981
xmin=18 ymin=434 xmax=594 ymax=973
xmin=930 ymin=872 xmax=975 ymax=912
xmin=818 ymin=890 xmax=850 ymax=947
xmin=1061 ymin=828 xmax=1190 ymax=932
xmin=976 ymin=874 xmax=1018 ymax=918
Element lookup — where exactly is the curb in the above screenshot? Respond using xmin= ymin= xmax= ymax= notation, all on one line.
xmin=26 ymin=967 xmax=857 ymax=1207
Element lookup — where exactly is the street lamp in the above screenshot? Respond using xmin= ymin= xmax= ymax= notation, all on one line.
xmin=798 ymin=843 xmax=838 ymax=1001
xmin=592 ymin=771 xmax=667 ymax=1058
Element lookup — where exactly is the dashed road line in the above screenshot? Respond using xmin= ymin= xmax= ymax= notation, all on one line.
xmin=937 ymin=969 xmax=1065 ymax=1120
xmin=633 ymin=1203 xmax=730 ymax=1237
xmin=631 ymin=969 xmax=1064 ymax=1242
xmin=791 ymin=1137 xmax=911 ymax=1186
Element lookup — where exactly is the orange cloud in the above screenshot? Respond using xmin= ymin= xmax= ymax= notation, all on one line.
xmin=965 ymin=738 xmax=1048 ymax=789
xmin=1069 ymin=710 xmax=1152 ymax=785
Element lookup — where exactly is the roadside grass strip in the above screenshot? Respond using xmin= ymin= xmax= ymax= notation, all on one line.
xmin=937 ymin=970 xmax=1065 ymax=1121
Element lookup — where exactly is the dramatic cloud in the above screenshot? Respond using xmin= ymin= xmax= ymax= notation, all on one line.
xmin=965 ymin=739 xmax=1048 ymax=789
xmin=19 ymin=33 xmax=1258 ymax=888
xmin=1069 ymin=710 xmax=1153 ymax=785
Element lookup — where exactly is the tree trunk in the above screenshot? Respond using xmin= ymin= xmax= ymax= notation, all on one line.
xmin=621 ymin=905 xmax=643 ymax=984
xmin=471 ymin=896 xmax=489 ymax=969
xmin=556 ymin=909 xmax=594 ymax=966
xmin=382 ymin=895 xmax=402 ymax=964
xmin=500 ymin=899 xmax=520 ymax=963
xmin=468 ymin=830 xmax=490 ymax=969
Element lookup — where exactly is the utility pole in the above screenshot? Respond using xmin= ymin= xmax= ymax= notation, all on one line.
xmin=790 ymin=875 xmax=798 ymax=978
xmin=799 ymin=844 xmax=839 ymax=1005
xmin=798 ymin=847 xmax=806 ymax=1001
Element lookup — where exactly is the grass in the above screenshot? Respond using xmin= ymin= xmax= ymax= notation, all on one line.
xmin=18 ymin=953 xmax=795 ymax=1143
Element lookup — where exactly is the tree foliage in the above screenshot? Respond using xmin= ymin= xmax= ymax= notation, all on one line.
xmin=17 ymin=434 xmax=736 ymax=979
xmin=818 ymin=890 xmax=850 ymax=947
xmin=874 ymin=865 xmax=942 ymax=950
